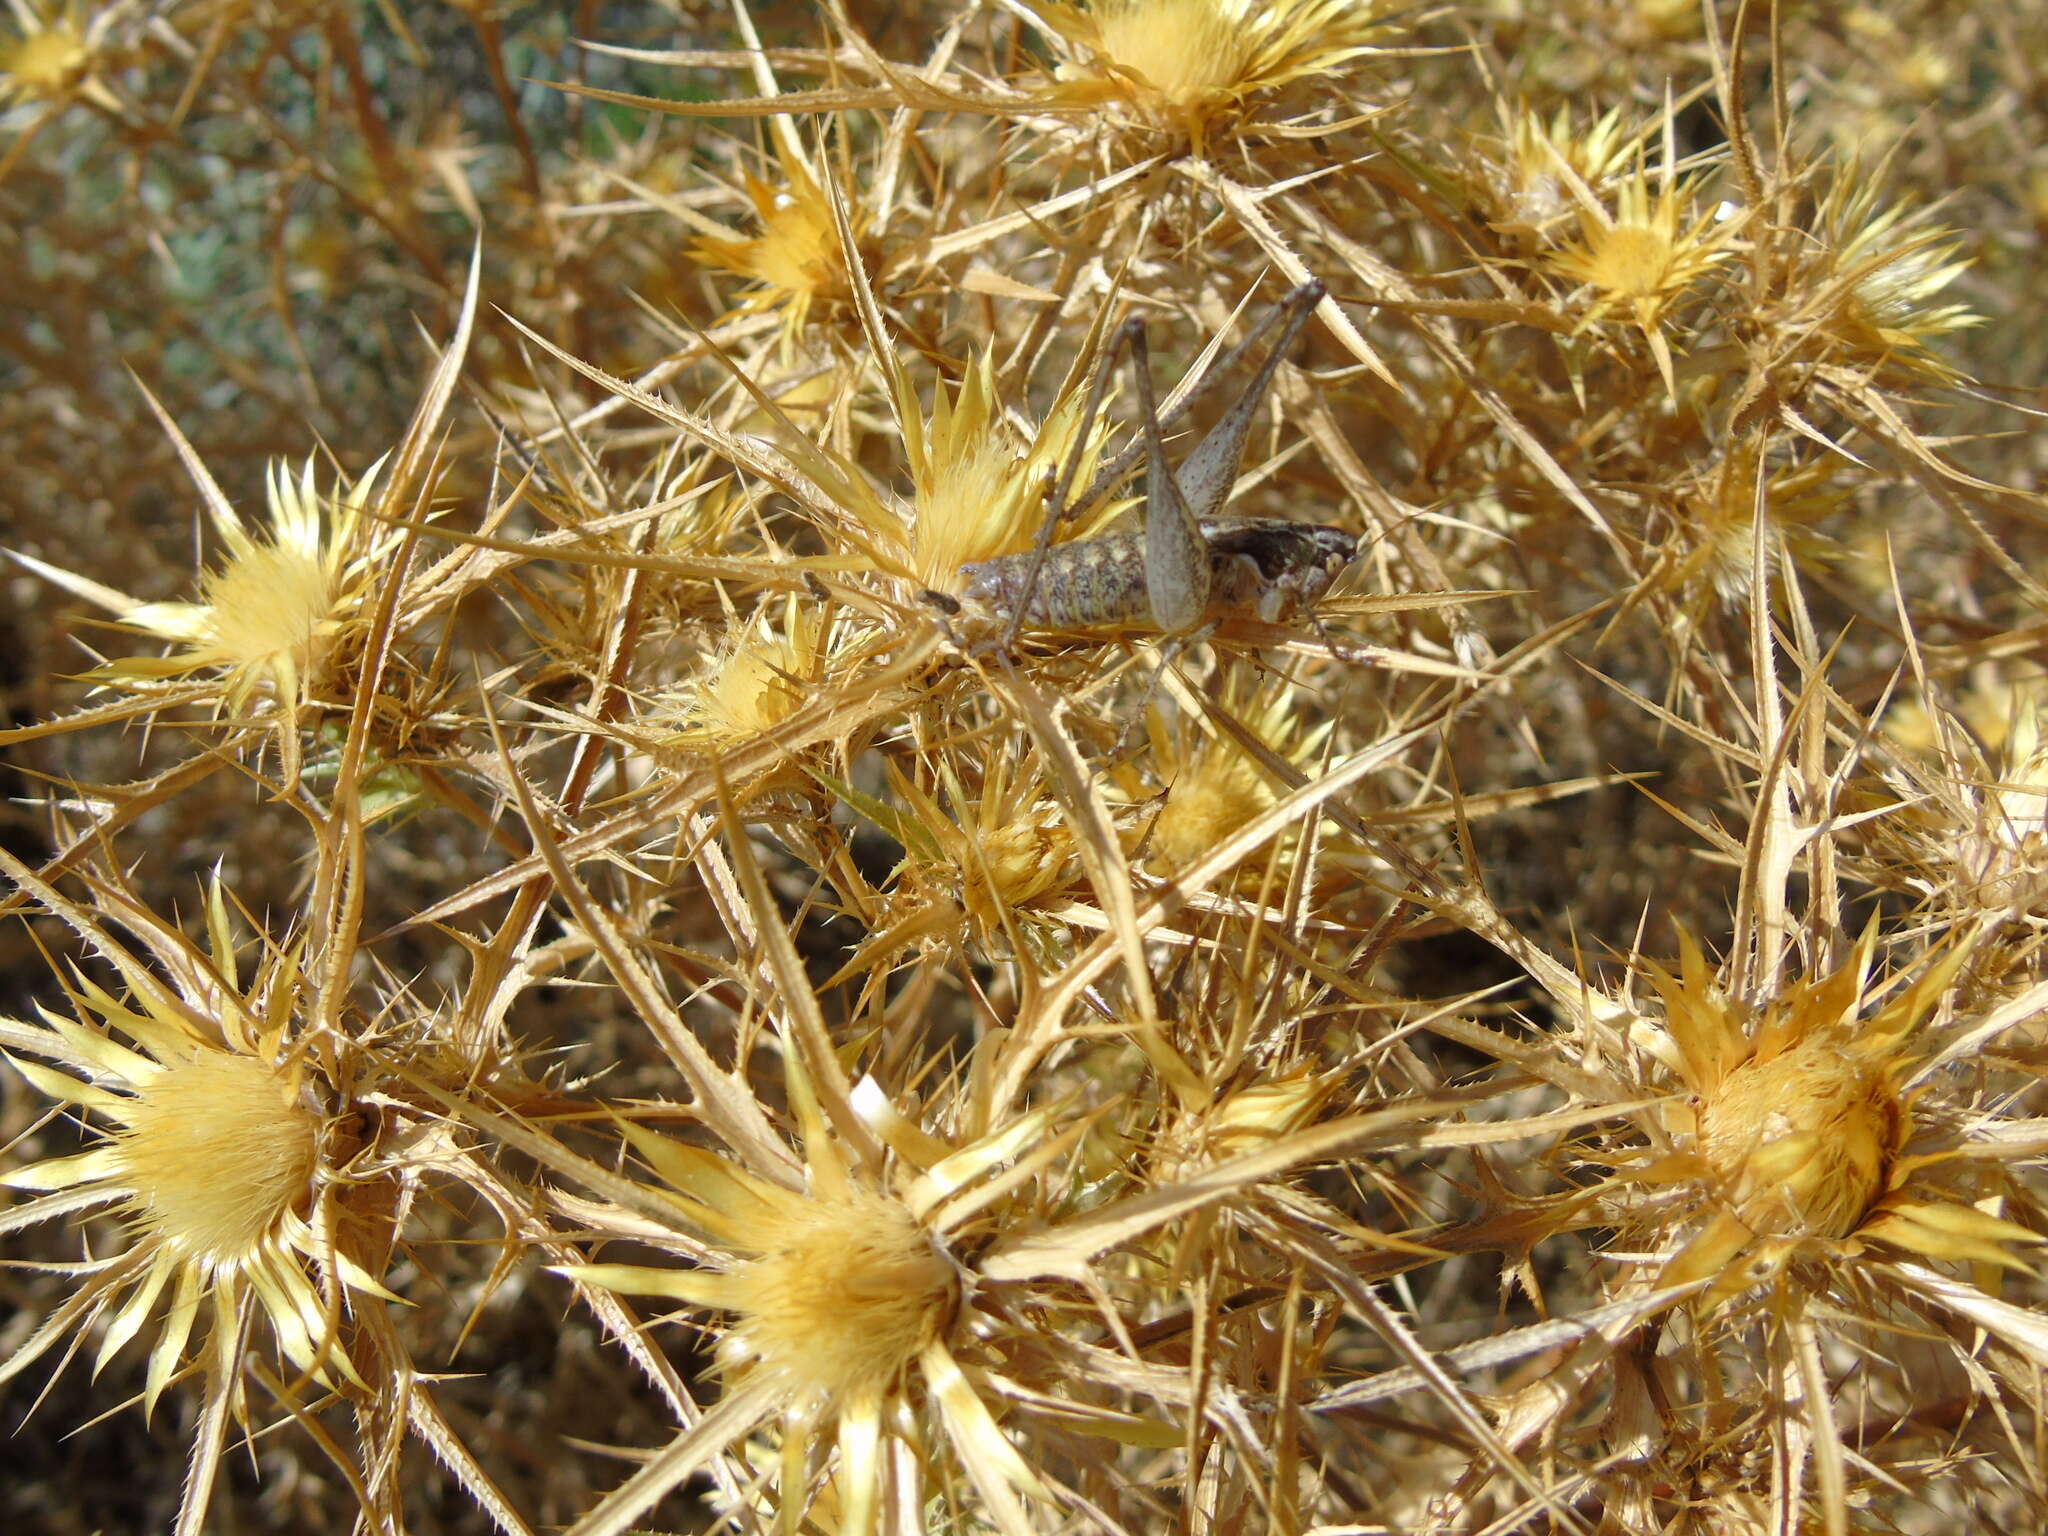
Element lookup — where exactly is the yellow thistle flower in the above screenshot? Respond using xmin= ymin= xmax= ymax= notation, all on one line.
xmin=903 ymin=744 xmax=1079 ymax=941
xmin=1890 ymin=42 xmax=1957 ymax=99
xmin=691 ymin=157 xmax=870 ymax=349
xmin=1627 ymin=928 xmax=2041 ymax=1310
xmin=589 ymin=274 xmax=1126 ymax=606
xmin=12 ymin=452 xmax=390 ymax=779
xmin=554 ymin=1062 xmax=1074 ymax=1536
xmin=0 ymin=875 xmax=394 ymax=1455
xmin=1141 ymin=680 xmax=1331 ymax=875
xmin=1547 ymin=160 xmax=1734 ymax=394
xmin=1844 ymin=7 xmax=1956 ymax=99
xmin=0 ymin=0 xmax=110 ymax=108
xmin=818 ymin=741 xmax=1085 ymax=988
xmin=1808 ymin=174 xmax=1980 ymax=381
xmin=1653 ymin=435 xmax=1845 ymax=607
xmin=1480 ymin=101 xmax=1642 ymax=245
xmin=893 ymin=346 xmax=1117 ymax=592
xmin=761 ymin=335 xmax=1118 ymax=595
xmin=657 ymin=595 xmax=831 ymax=751
xmin=1146 ymin=1067 xmax=1338 ymax=1188
xmin=1025 ymin=0 xmax=1396 ymax=152
xmin=1877 ymin=685 xmax=2048 ymax=917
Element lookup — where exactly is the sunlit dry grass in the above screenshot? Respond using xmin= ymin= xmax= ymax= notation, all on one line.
xmin=4 ymin=2 xmax=2047 ymax=1533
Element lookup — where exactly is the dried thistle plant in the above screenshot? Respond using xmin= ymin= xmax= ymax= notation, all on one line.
xmin=5 ymin=1 xmax=2048 ymax=1533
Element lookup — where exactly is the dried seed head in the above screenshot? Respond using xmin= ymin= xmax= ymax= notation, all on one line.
xmin=1036 ymin=0 xmax=1395 ymax=151
xmin=960 ymin=810 xmax=1075 ymax=930
xmin=659 ymin=597 xmax=827 ymax=750
xmin=0 ymin=883 xmax=392 ymax=1420
xmin=1548 ymin=169 xmax=1731 ymax=333
xmin=1482 ymin=102 xmax=1639 ymax=241
xmin=0 ymin=8 xmax=92 ymax=105
xmin=1658 ymin=439 xmax=1844 ymax=607
xmin=1148 ymin=1071 xmax=1336 ymax=1187
xmin=716 ymin=1185 xmax=957 ymax=1406
xmin=1754 ymin=172 xmax=1981 ymax=388
xmin=1089 ymin=0 xmax=1258 ymax=108
xmin=905 ymin=350 xmax=1111 ymax=591
xmin=1895 ymin=696 xmax=2048 ymax=914
xmin=1149 ymin=741 xmax=1271 ymax=873
xmin=1143 ymin=684 xmax=1328 ymax=873
xmin=1690 ymin=1027 xmax=1900 ymax=1242
xmin=110 ymin=1047 xmax=321 ymax=1268
xmin=691 ymin=162 xmax=864 ymax=345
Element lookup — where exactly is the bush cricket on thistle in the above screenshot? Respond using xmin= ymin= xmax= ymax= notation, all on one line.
xmin=927 ymin=280 xmax=1358 ymax=651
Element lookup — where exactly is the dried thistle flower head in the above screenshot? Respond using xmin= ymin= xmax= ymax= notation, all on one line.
xmin=1147 ymin=1068 xmax=1337 ymax=1187
xmin=1142 ymin=681 xmax=1330 ymax=874
xmin=108 ymin=1044 xmax=323 ymax=1269
xmin=1629 ymin=929 xmax=2037 ymax=1307
xmin=1687 ymin=1013 xmax=1899 ymax=1246
xmin=691 ymin=155 xmax=868 ymax=348
xmin=1844 ymin=8 xmax=1957 ymax=98
xmin=0 ymin=877 xmax=391 ymax=1424
xmin=12 ymin=451 xmax=389 ymax=779
xmin=683 ymin=1170 xmax=956 ymax=1407
xmin=173 ymin=459 xmax=383 ymax=700
xmin=1879 ymin=687 xmax=2048 ymax=916
xmin=888 ymin=345 xmax=1116 ymax=591
xmin=828 ymin=742 xmax=1080 ymax=969
xmin=682 ymin=315 xmax=1119 ymax=604
xmin=1811 ymin=174 xmax=1980 ymax=376
xmin=1654 ymin=438 xmax=1844 ymax=607
xmin=555 ymin=1064 xmax=1072 ymax=1536
xmin=1547 ymin=158 xmax=1733 ymax=392
xmin=1480 ymin=101 xmax=1640 ymax=242
xmin=1027 ymin=0 xmax=1394 ymax=151
xmin=657 ymin=595 xmax=830 ymax=751
xmin=0 ymin=0 xmax=103 ymax=107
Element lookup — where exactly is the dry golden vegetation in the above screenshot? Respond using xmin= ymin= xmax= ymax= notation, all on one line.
xmin=4 ymin=1 xmax=2047 ymax=1532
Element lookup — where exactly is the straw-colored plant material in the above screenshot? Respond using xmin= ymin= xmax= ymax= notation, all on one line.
xmin=4 ymin=1 xmax=2045 ymax=1533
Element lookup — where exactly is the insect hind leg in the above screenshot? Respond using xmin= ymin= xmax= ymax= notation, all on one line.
xmin=1126 ymin=322 xmax=1212 ymax=634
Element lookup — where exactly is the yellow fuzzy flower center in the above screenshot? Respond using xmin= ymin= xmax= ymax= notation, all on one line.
xmin=200 ymin=540 xmax=335 ymax=678
xmin=1093 ymin=0 xmax=1254 ymax=104
xmin=2 ymin=27 xmax=88 ymax=97
xmin=1693 ymin=1034 xmax=1899 ymax=1241
xmin=113 ymin=1049 xmax=319 ymax=1267
xmin=723 ymin=1187 xmax=956 ymax=1405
